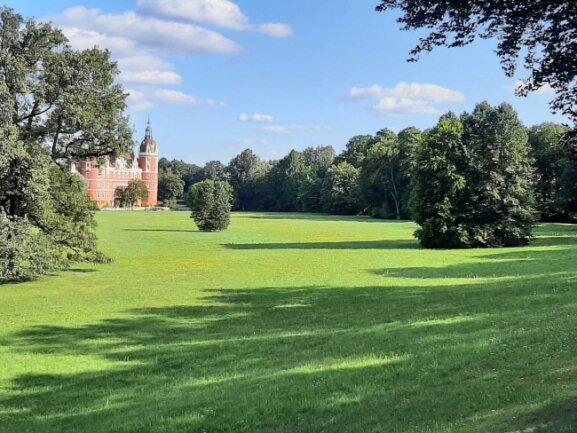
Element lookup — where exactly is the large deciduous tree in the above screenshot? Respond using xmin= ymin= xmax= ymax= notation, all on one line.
xmin=320 ymin=162 xmax=362 ymax=215
xmin=0 ymin=7 xmax=132 ymax=280
xmin=226 ymin=149 xmax=265 ymax=211
xmin=158 ymin=171 xmax=185 ymax=206
xmin=375 ymin=1 xmax=577 ymax=122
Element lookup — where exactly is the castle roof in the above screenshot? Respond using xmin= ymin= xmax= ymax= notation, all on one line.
xmin=139 ymin=118 xmax=158 ymax=154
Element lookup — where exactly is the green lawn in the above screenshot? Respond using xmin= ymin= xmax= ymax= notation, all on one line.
xmin=1 ymin=212 xmax=577 ymax=433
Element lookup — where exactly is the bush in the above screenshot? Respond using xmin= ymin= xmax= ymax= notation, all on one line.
xmin=188 ymin=180 xmax=233 ymax=232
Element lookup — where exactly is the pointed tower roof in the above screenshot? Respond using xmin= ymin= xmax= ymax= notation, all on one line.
xmin=139 ymin=116 xmax=158 ymax=154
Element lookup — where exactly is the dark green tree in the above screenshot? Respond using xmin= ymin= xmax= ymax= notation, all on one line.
xmin=528 ymin=123 xmax=575 ymax=221
xmin=460 ymin=102 xmax=536 ymax=247
xmin=203 ymin=160 xmax=228 ymax=181
xmin=158 ymin=171 xmax=185 ymax=206
xmin=189 ymin=180 xmax=233 ymax=232
xmin=320 ymin=162 xmax=362 ymax=215
xmin=410 ymin=113 xmax=468 ymax=248
xmin=411 ymin=103 xmax=536 ymax=249
xmin=360 ymin=128 xmax=413 ymax=219
xmin=302 ymin=145 xmax=336 ymax=174
xmin=226 ymin=149 xmax=265 ymax=210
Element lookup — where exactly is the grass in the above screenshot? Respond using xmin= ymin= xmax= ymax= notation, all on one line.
xmin=1 ymin=211 xmax=577 ymax=433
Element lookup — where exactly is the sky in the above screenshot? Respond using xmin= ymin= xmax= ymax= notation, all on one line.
xmin=5 ymin=0 xmax=567 ymax=165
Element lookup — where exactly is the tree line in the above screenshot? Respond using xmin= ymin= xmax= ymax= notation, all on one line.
xmin=160 ymin=103 xmax=577 ymax=241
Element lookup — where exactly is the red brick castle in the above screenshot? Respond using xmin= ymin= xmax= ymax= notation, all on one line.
xmin=73 ymin=120 xmax=159 ymax=208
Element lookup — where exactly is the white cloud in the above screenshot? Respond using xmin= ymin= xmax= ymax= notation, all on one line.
xmin=122 ymin=70 xmax=182 ymax=85
xmin=154 ymin=90 xmax=200 ymax=105
xmin=57 ymin=6 xmax=241 ymax=56
xmin=239 ymin=113 xmax=274 ymax=123
xmin=257 ymin=23 xmax=293 ymax=38
xmin=348 ymin=82 xmax=465 ymax=115
xmin=138 ymin=0 xmax=293 ymax=37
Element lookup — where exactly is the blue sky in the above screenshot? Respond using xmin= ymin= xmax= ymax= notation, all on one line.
xmin=6 ymin=0 xmax=566 ymax=165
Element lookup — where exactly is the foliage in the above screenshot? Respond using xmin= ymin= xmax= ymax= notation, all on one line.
xmin=411 ymin=103 xmax=536 ymax=248
xmin=226 ymin=149 xmax=266 ymax=211
xmin=375 ymin=0 xmax=577 ymax=122
xmin=335 ymin=135 xmax=374 ymax=167
xmin=410 ymin=113 xmax=468 ymax=248
xmin=0 ymin=7 xmax=129 ymax=280
xmin=320 ymin=162 xmax=362 ymax=214
xmin=189 ymin=180 xmax=233 ymax=231
xmin=528 ymin=123 xmax=576 ymax=222
xmin=116 ymin=180 xmax=149 ymax=208
xmin=301 ymin=145 xmax=336 ymax=174
xmin=203 ymin=160 xmax=229 ymax=181
xmin=360 ymin=128 xmax=415 ymax=220
xmin=158 ymin=158 xmax=203 ymax=191
xmin=158 ymin=171 xmax=185 ymax=206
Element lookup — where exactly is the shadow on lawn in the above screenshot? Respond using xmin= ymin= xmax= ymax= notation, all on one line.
xmin=243 ymin=212 xmax=408 ymax=224
xmin=124 ymin=229 xmax=198 ymax=233
xmin=223 ymin=239 xmax=419 ymax=250
xmin=2 ymin=229 xmax=577 ymax=432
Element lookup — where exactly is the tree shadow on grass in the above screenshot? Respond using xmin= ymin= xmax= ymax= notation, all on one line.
xmin=243 ymin=212 xmax=409 ymax=224
xmin=223 ymin=239 xmax=420 ymax=250
xmin=2 ymin=266 xmax=577 ymax=432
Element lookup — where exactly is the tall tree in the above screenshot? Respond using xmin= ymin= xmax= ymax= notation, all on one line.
xmin=320 ymin=162 xmax=362 ymax=215
xmin=116 ymin=180 xmax=149 ymax=208
xmin=203 ymin=160 xmax=228 ymax=181
xmin=410 ymin=113 xmax=468 ymax=248
xmin=375 ymin=1 xmax=577 ymax=122
xmin=529 ymin=123 xmax=573 ymax=221
xmin=226 ymin=149 xmax=265 ymax=211
xmin=360 ymin=128 xmax=413 ymax=219
xmin=0 ymin=8 xmax=131 ymax=280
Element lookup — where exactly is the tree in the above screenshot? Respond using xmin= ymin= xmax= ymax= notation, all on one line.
xmin=410 ymin=113 xmax=469 ymax=248
xmin=302 ymin=145 xmax=336 ymax=174
xmin=335 ymin=135 xmax=374 ymax=167
xmin=116 ymin=180 xmax=149 ymax=208
xmin=189 ymin=180 xmax=233 ymax=232
xmin=0 ymin=8 xmax=130 ymax=280
xmin=226 ymin=149 xmax=265 ymax=210
xmin=360 ymin=128 xmax=413 ymax=219
xmin=320 ymin=162 xmax=362 ymax=215
xmin=203 ymin=160 xmax=228 ymax=181
xmin=158 ymin=171 xmax=185 ymax=206
xmin=528 ymin=123 xmax=574 ymax=221
xmin=159 ymin=158 xmax=203 ymax=191
xmin=375 ymin=1 xmax=577 ymax=122
xmin=411 ymin=103 xmax=536 ymax=249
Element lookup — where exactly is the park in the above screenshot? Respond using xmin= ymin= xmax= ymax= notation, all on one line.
xmin=1 ymin=212 xmax=577 ymax=432
xmin=2 ymin=1 xmax=577 ymax=432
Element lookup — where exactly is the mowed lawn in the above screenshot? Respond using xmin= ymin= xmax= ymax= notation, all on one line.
xmin=1 ymin=212 xmax=577 ymax=433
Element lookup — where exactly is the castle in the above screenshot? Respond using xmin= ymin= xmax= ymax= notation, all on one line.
xmin=73 ymin=120 xmax=159 ymax=208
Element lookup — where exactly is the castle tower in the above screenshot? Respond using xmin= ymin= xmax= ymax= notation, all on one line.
xmin=138 ymin=118 xmax=159 ymax=206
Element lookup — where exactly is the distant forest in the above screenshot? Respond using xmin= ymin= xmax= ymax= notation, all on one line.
xmin=158 ymin=103 xmax=577 ymax=224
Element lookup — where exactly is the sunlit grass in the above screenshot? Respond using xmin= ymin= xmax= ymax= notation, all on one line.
xmin=1 ymin=212 xmax=577 ymax=432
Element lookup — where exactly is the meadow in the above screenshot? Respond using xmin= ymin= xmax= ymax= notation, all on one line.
xmin=1 ymin=211 xmax=576 ymax=433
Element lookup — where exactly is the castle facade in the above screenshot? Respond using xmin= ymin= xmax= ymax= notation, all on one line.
xmin=73 ymin=120 xmax=159 ymax=208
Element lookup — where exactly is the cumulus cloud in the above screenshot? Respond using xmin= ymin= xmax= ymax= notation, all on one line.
xmin=153 ymin=89 xmax=225 ymax=107
xmin=122 ymin=70 xmax=182 ymax=85
xmin=57 ymin=6 xmax=240 ymax=56
xmin=348 ymin=82 xmax=465 ymax=115
xmin=138 ymin=0 xmax=293 ymax=37
xmin=239 ymin=113 xmax=274 ymax=123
